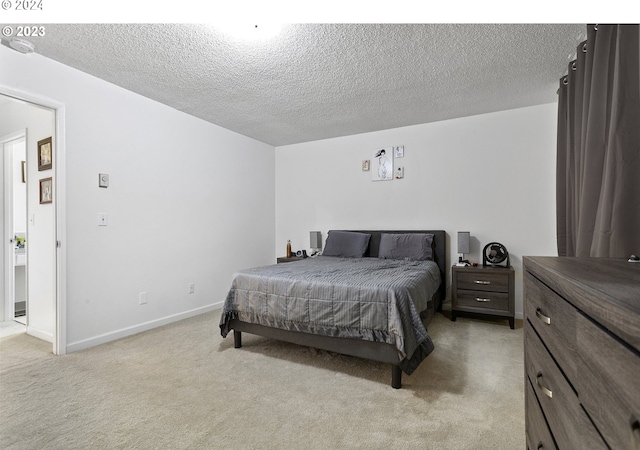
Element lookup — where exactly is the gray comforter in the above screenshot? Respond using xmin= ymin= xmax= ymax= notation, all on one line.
xmin=220 ymin=256 xmax=441 ymax=374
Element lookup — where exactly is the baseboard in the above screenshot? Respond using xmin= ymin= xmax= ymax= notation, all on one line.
xmin=66 ymin=302 xmax=223 ymax=353
xmin=27 ymin=325 xmax=54 ymax=343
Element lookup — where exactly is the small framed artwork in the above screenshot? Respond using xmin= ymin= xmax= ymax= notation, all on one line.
xmin=395 ymin=167 xmax=404 ymax=179
xmin=39 ymin=177 xmax=53 ymax=204
xmin=38 ymin=137 xmax=52 ymax=171
xmin=372 ymin=147 xmax=393 ymax=181
xmin=394 ymin=145 xmax=404 ymax=158
xmin=362 ymin=160 xmax=370 ymax=171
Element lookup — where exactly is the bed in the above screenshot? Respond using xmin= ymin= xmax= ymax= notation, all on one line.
xmin=219 ymin=230 xmax=446 ymax=388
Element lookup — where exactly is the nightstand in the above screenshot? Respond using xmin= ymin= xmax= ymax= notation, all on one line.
xmin=451 ymin=265 xmax=515 ymax=329
xmin=276 ymin=256 xmax=306 ymax=264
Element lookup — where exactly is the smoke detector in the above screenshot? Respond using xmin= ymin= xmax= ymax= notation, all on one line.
xmin=9 ymin=38 xmax=35 ymax=54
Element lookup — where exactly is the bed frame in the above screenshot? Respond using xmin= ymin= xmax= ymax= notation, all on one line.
xmin=229 ymin=230 xmax=447 ymax=388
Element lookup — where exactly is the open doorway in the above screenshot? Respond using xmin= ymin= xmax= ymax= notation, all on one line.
xmin=1 ymin=133 xmax=27 ymax=337
xmin=0 ymin=93 xmax=57 ymax=348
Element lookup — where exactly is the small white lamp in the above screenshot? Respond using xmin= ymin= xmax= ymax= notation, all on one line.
xmin=457 ymin=232 xmax=470 ymax=266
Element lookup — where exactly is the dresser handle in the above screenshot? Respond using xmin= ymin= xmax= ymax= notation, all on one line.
xmin=526 ymin=432 xmax=545 ymax=450
xmin=474 ymin=280 xmax=491 ymax=285
xmin=476 ymin=298 xmax=491 ymax=302
xmin=631 ymin=416 xmax=640 ymax=449
xmin=536 ymin=373 xmax=553 ymax=399
xmin=535 ymin=309 xmax=551 ymax=325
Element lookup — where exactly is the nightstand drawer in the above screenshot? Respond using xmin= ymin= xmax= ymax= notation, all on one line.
xmin=456 ymin=270 xmax=510 ymax=292
xmin=455 ymin=289 xmax=510 ymax=313
xmin=452 ymin=265 xmax=515 ymax=328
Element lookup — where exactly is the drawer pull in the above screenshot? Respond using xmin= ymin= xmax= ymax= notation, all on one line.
xmin=535 ymin=308 xmax=551 ymax=325
xmin=536 ymin=373 xmax=553 ymax=399
xmin=526 ymin=433 xmax=545 ymax=450
xmin=631 ymin=416 xmax=640 ymax=449
xmin=474 ymin=280 xmax=491 ymax=285
xmin=476 ymin=297 xmax=491 ymax=302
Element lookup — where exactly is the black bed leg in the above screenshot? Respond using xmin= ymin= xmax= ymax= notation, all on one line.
xmin=391 ymin=365 xmax=402 ymax=389
xmin=233 ymin=330 xmax=242 ymax=348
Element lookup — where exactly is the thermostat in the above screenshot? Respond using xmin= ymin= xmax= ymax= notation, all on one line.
xmin=99 ymin=173 xmax=109 ymax=188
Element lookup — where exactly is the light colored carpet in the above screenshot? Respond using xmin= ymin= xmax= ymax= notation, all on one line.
xmin=0 ymin=321 xmax=26 ymax=339
xmin=0 ymin=307 xmax=524 ymax=449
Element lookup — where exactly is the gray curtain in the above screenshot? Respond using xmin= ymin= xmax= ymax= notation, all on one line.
xmin=557 ymin=24 xmax=640 ymax=257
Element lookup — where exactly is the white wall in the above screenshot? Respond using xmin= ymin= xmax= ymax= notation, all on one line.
xmin=275 ymin=104 xmax=559 ymax=318
xmin=0 ymin=100 xmax=56 ymax=338
xmin=1 ymin=46 xmax=276 ymax=351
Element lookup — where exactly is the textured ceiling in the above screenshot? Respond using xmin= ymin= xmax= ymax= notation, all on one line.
xmin=16 ymin=23 xmax=585 ymax=146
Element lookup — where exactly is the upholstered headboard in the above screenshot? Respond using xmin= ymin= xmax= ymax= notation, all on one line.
xmin=348 ymin=230 xmax=447 ymax=304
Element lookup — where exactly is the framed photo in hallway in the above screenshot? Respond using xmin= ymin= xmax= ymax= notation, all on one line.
xmin=38 ymin=136 xmax=52 ymax=171
xmin=39 ymin=177 xmax=53 ymax=204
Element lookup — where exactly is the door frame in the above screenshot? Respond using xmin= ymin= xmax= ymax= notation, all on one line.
xmin=2 ymin=131 xmax=26 ymax=324
xmin=1 ymin=84 xmax=67 ymax=355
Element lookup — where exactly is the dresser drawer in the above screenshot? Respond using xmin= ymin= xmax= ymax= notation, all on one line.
xmin=526 ymin=377 xmax=557 ymax=450
xmin=455 ymin=290 xmax=510 ymax=314
xmin=456 ymin=270 xmax=510 ymax=292
xmin=524 ymin=273 xmax=578 ymax=381
xmin=576 ymin=313 xmax=640 ymax=450
xmin=525 ymin=323 xmax=606 ymax=449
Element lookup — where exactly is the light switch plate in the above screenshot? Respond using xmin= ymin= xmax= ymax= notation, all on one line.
xmin=99 ymin=173 xmax=109 ymax=188
xmin=98 ymin=213 xmax=108 ymax=226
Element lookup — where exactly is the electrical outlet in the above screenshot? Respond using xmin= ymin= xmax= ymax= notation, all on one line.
xmin=99 ymin=173 xmax=109 ymax=188
xmin=188 ymin=283 xmax=195 ymax=294
xmin=139 ymin=292 xmax=147 ymax=305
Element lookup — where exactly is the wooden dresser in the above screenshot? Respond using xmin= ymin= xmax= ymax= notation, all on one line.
xmin=523 ymin=256 xmax=640 ymax=450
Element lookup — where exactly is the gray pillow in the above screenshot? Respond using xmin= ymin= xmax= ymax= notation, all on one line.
xmin=322 ymin=231 xmax=371 ymax=258
xmin=378 ymin=233 xmax=434 ymax=261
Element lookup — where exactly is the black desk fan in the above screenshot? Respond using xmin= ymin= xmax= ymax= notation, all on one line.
xmin=483 ymin=242 xmax=510 ymax=268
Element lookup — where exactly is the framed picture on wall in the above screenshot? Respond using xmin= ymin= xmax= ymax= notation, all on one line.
xmin=38 ymin=136 xmax=52 ymax=171
xmin=372 ymin=147 xmax=393 ymax=181
xmin=39 ymin=177 xmax=53 ymax=204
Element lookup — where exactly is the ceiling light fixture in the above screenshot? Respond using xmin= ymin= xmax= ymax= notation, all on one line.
xmin=8 ymin=37 xmax=35 ymax=54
